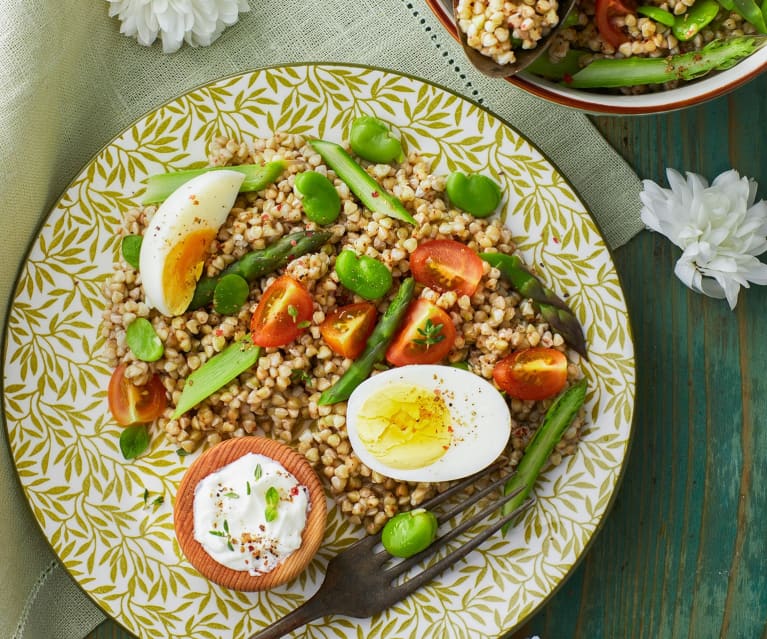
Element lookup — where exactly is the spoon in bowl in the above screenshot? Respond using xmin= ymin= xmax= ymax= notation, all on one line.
xmin=452 ymin=0 xmax=577 ymax=77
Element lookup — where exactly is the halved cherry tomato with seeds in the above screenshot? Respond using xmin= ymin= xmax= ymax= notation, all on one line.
xmin=595 ymin=0 xmax=636 ymax=48
xmin=385 ymin=298 xmax=456 ymax=366
xmin=492 ymin=347 xmax=568 ymax=401
xmin=320 ymin=302 xmax=377 ymax=360
xmin=251 ymin=275 xmax=313 ymax=348
xmin=410 ymin=239 xmax=484 ymax=298
xmin=108 ymin=363 xmax=168 ymax=426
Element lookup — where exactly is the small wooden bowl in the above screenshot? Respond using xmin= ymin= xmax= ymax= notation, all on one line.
xmin=174 ymin=436 xmax=327 ymax=591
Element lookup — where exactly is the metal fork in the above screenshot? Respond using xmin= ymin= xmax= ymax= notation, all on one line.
xmin=248 ymin=464 xmax=535 ymax=639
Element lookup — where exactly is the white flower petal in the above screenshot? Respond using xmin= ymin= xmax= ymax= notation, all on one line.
xmin=645 ymin=167 xmax=767 ymax=309
xmin=105 ymin=0 xmax=247 ymax=52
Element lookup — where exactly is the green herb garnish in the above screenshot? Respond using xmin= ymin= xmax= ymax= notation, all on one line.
xmin=413 ymin=318 xmax=445 ymax=349
xmin=254 ymin=464 xmax=263 ymax=481
xmin=265 ymin=486 xmax=280 ymax=522
xmin=246 ymin=481 xmax=251 ymax=495
xmin=176 ymin=448 xmax=190 ymax=457
xmin=287 ymin=304 xmax=299 ymax=322
xmin=223 ymin=491 xmax=239 ymax=499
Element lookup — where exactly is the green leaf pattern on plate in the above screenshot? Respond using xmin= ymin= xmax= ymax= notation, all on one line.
xmin=3 ymin=64 xmax=635 ymax=639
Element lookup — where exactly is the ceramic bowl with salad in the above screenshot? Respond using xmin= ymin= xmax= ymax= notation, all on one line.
xmin=431 ymin=0 xmax=767 ymax=113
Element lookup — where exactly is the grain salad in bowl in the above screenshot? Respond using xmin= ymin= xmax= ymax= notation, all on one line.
xmin=101 ymin=115 xmax=588 ymax=547
xmin=434 ymin=0 xmax=767 ymax=112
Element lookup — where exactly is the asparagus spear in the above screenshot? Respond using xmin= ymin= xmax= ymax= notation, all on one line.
xmin=171 ymin=336 xmax=261 ymax=419
xmin=309 ymin=139 xmax=417 ymax=225
xmin=480 ymin=252 xmax=587 ymax=358
xmin=187 ymin=230 xmax=331 ymax=311
xmin=567 ymin=36 xmax=766 ymax=89
xmin=502 ymin=378 xmax=587 ymax=534
xmin=318 ymin=277 xmax=415 ymax=405
xmin=142 ymin=161 xmax=289 ymax=204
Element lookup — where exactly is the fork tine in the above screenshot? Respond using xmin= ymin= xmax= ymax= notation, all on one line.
xmin=387 ymin=483 xmax=533 ymax=581
xmin=434 ymin=470 xmax=519 ymax=526
xmin=416 ymin=459 xmax=508 ymax=512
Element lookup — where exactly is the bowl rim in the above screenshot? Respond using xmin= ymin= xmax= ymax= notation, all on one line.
xmin=426 ymin=0 xmax=767 ymax=115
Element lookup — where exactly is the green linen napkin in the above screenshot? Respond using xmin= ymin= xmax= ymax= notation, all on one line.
xmin=0 ymin=1 xmax=642 ymax=638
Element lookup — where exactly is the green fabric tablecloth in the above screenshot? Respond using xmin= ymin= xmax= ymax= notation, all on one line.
xmin=0 ymin=1 xmax=643 ymax=637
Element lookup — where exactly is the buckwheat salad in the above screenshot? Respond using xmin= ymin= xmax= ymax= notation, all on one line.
xmin=101 ymin=120 xmax=587 ymax=535
xmin=456 ymin=0 xmax=766 ymax=92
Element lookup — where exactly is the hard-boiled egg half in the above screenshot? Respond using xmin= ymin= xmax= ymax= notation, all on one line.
xmin=345 ymin=365 xmax=511 ymax=482
xmin=139 ymin=170 xmax=244 ymax=316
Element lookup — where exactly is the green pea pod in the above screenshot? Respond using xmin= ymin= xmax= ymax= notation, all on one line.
xmin=637 ymin=5 xmax=676 ymax=26
xmin=335 ymin=249 xmax=393 ymax=300
xmin=125 ymin=318 xmax=164 ymax=362
xmin=733 ymin=0 xmax=767 ymax=31
xmin=294 ymin=171 xmax=341 ymax=225
xmin=349 ymin=115 xmax=405 ymax=164
xmin=445 ymin=172 xmax=502 ymax=218
xmin=121 ymin=235 xmax=142 ymax=270
xmin=673 ymin=0 xmax=721 ymax=40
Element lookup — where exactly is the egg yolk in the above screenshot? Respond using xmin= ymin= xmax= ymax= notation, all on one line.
xmin=161 ymin=228 xmax=216 ymax=315
xmin=355 ymin=383 xmax=452 ymax=470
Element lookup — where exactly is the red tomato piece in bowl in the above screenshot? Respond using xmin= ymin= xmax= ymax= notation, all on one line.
xmin=108 ymin=363 xmax=168 ymax=426
xmin=320 ymin=302 xmax=377 ymax=360
xmin=410 ymin=239 xmax=484 ymax=297
xmin=385 ymin=298 xmax=456 ymax=366
xmin=595 ymin=0 xmax=636 ymax=48
xmin=251 ymin=275 xmax=313 ymax=348
xmin=492 ymin=347 xmax=569 ymax=401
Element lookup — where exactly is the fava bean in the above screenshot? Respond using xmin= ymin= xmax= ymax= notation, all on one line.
xmin=121 ymin=235 xmax=142 ymax=270
xmin=349 ymin=115 xmax=404 ymax=164
xmin=381 ymin=508 xmax=439 ymax=558
xmin=445 ymin=172 xmax=502 ymax=218
xmin=212 ymin=273 xmax=250 ymax=315
xmin=335 ymin=249 xmax=393 ymax=300
xmin=125 ymin=317 xmax=164 ymax=362
xmin=673 ymin=0 xmax=721 ymax=40
xmin=637 ymin=5 xmax=675 ymax=26
xmin=294 ymin=171 xmax=341 ymax=225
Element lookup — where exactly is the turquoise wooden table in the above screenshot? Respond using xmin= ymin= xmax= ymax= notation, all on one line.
xmin=87 ymin=76 xmax=767 ymax=639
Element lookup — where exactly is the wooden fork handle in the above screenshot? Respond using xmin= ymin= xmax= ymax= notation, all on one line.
xmin=247 ymin=591 xmax=329 ymax=639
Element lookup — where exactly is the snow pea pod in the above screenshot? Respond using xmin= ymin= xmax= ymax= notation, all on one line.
xmin=349 ymin=115 xmax=404 ymax=164
xmin=335 ymin=249 xmax=393 ymax=300
xmin=294 ymin=171 xmax=341 ymax=225
xmin=673 ymin=0 xmax=720 ymax=40
xmin=445 ymin=172 xmax=502 ymax=218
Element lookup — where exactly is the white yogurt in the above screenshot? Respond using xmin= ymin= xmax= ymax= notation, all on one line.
xmin=193 ymin=452 xmax=310 ymax=576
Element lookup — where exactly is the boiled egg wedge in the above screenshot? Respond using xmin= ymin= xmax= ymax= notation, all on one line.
xmin=345 ymin=365 xmax=511 ymax=483
xmin=139 ymin=170 xmax=244 ymax=316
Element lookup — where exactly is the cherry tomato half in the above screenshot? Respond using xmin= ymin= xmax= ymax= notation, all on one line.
xmin=595 ymin=0 xmax=636 ymax=48
xmin=320 ymin=302 xmax=377 ymax=360
xmin=385 ymin=298 xmax=456 ymax=366
xmin=251 ymin=275 xmax=314 ymax=348
xmin=107 ymin=363 xmax=168 ymax=426
xmin=410 ymin=239 xmax=484 ymax=297
xmin=492 ymin=347 xmax=568 ymax=401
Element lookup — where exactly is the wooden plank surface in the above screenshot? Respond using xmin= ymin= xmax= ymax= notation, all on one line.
xmin=88 ymin=75 xmax=767 ymax=639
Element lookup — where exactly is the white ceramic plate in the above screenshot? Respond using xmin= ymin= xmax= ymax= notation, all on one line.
xmin=2 ymin=64 xmax=635 ymax=638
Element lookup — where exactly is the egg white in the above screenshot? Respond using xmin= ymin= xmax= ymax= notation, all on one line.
xmin=346 ymin=365 xmax=511 ymax=482
xmin=139 ymin=170 xmax=245 ymax=316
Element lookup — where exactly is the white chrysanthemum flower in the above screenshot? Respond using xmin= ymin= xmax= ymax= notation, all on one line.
xmin=106 ymin=0 xmax=249 ymax=54
xmin=640 ymin=168 xmax=767 ymax=309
